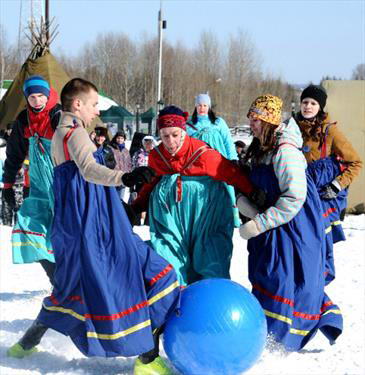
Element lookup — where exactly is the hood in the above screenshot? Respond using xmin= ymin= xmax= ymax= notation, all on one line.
xmin=275 ymin=117 xmax=303 ymax=149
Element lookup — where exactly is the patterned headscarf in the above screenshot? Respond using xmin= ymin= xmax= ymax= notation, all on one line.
xmin=247 ymin=94 xmax=283 ymax=126
xmin=157 ymin=105 xmax=189 ymax=131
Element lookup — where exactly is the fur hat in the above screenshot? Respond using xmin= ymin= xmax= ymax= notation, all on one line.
xmin=23 ymin=75 xmax=50 ymax=98
xmin=247 ymin=94 xmax=283 ymax=126
xmin=157 ymin=105 xmax=189 ymax=131
xmin=94 ymin=126 xmax=108 ymax=137
xmin=195 ymin=93 xmax=211 ymax=107
xmin=300 ymin=85 xmax=327 ymax=110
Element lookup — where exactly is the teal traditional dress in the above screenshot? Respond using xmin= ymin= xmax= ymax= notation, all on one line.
xmin=12 ymin=135 xmax=55 ymax=263
xmin=133 ymin=135 xmax=255 ymax=286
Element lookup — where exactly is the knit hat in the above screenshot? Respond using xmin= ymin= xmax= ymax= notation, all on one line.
xmin=247 ymin=94 xmax=283 ymax=126
xmin=157 ymin=105 xmax=189 ymax=131
xmin=23 ymin=75 xmax=50 ymax=98
xmin=300 ymin=85 xmax=327 ymax=110
xmin=195 ymin=93 xmax=211 ymax=107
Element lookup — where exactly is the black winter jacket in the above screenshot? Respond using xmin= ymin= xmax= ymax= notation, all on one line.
xmin=2 ymin=104 xmax=61 ymax=184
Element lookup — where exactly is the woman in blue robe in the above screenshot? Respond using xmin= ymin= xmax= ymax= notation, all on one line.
xmin=238 ymin=95 xmax=342 ymax=351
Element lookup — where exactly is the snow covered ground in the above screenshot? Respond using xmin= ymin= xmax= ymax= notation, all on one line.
xmin=0 ymin=214 xmax=364 ymax=375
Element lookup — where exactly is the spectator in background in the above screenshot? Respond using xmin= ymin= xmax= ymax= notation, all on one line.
xmin=126 ymin=123 xmax=133 ymax=140
xmin=110 ymin=130 xmax=132 ymax=201
xmin=187 ymin=93 xmax=240 ymax=227
xmin=129 ymin=135 xmax=155 ymax=225
xmin=4 ymin=122 xmax=15 ymax=141
xmin=93 ymin=125 xmax=116 ymax=170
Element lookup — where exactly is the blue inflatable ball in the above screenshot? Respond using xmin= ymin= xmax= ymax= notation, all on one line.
xmin=163 ymin=279 xmax=267 ymax=375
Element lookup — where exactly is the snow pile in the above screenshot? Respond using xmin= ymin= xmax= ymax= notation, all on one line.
xmin=0 ymin=215 xmax=364 ymax=374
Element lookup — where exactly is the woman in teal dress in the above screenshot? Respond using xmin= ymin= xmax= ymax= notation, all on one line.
xmin=187 ymin=93 xmax=240 ymax=227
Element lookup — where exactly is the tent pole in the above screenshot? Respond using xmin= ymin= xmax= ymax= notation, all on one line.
xmin=45 ymin=0 xmax=50 ymax=46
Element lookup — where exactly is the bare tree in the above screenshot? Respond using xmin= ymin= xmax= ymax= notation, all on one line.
xmin=351 ymin=63 xmax=365 ymax=80
xmin=0 ymin=25 xmax=20 ymax=90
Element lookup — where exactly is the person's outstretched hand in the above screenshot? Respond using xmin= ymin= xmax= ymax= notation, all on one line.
xmin=247 ymin=188 xmax=266 ymax=211
xmin=320 ymin=182 xmax=340 ymax=200
xmin=122 ymin=166 xmax=156 ymax=187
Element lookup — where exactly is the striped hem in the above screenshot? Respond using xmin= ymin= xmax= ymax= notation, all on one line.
xmin=12 ymin=241 xmax=53 ymax=254
xmin=87 ymin=319 xmax=151 ymax=340
xmin=43 ymin=281 xmax=179 ymax=322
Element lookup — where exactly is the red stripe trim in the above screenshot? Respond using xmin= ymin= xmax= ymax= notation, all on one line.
xmin=321 ymin=301 xmax=334 ymax=312
xmin=323 ymin=207 xmax=337 ymax=218
xmin=293 ymin=311 xmax=321 ymax=320
xmin=84 ymin=301 xmax=149 ymax=321
xmin=63 ymin=127 xmax=76 ymax=161
xmin=176 ymin=176 xmax=182 ymax=202
xmin=254 ymin=285 xmax=334 ymax=320
xmin=50 ymin=294 xmax=59 ymax=305
xmin=253 ymin=284 xmax=294 ymax=307
xmin=68 ymin=295 xmax=84 ymax=304
xmin=149 ymin=264 xmax=173 ymax=286
xmin=12 ymin=229 xmax=46 ymax=237
xmin=3 ymin=183 xmax=14 ymax=189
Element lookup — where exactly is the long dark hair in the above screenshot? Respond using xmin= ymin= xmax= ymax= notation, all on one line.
xmin=191 ymin=108 xmax=218 ymax=124
xmin=243 ymin=123 xmax=277 ymax=165
xmin=294 ymin=110 xmax=328 ymax=143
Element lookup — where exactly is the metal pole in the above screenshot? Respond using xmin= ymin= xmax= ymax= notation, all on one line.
xmin=155 ymin=2 xmax=163 ymax=135
xmin=45 ymin=0 xmax=50 ymax=45
xmin=136 ymin=104 xmax=140 ymax=133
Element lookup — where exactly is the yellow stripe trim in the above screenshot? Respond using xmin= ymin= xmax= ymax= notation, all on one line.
xmin=325 ymin=226 xmax=332 ymax=234
xmin=264 ymin=309 xmax=292 ymax=325
xmin=42 ymin=281 xmax=179 ymax=341
xmin=331 ymin=220 xmax=341 ymax=226
xmin=148 ymin=281 xmax=179 ymax=306
xmin=12 ymin=241 xmax=52 ymax=252
xmin=42 ymin=303 xmax=85 ymax=321
xmin=87 ymin=319 xmax=151 ymax=340
xmin=323 ymin=309 xmax=341 ymax=316
xmin=290 ymin=328 xmax=309 ymax=336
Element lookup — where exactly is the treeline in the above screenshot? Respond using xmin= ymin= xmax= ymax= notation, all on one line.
xmin=2 ymin=27 xmax=297 ymax=125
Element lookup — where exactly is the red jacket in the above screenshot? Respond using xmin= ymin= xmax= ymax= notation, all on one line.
xmin=132 ymin=135 xmax=254 ymax=212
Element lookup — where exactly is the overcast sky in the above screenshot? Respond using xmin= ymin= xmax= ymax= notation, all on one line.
xmin=1 ymin=0 xmax=364 ymax=84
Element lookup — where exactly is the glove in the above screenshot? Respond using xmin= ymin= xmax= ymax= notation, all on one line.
xmin=248 ymin=188 xmax=266 ymax=211
xmin=236 ymin=194 xmax=259 ymax=219
xmin=122 ymin=201 xmax=138 ymax=226
xmin=23 ymin=186 xmax=30 ymax=199
xmin=2 ymin=187 xmax=16 ymax=208
xmin=320 ymin=181 xmax=341 ymax=200
xmin=239 ymin=220 xmax=261 ymax=240
xmin=122 ymin=167 xmax=156 ymax=188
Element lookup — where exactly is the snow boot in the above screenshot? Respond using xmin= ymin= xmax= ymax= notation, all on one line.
xmin=7 ymin=343 xmax=38 ymax=359
xmin=133 ymin=356 xmax=172 ymax=375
